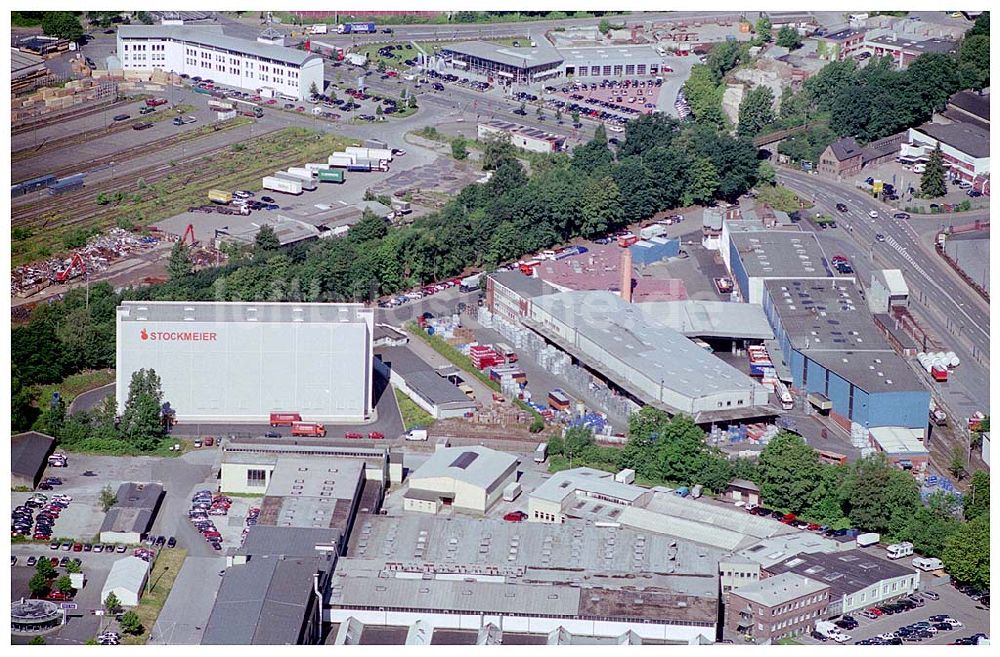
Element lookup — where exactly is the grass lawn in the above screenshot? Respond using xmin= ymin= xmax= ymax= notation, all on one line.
xmin=482 ymin=36 xmax=530 ymax=48
xmin=776 ymin=637 xmax=802 ymax=645
xmin=121 ymin=548 xmax=188 ymax=645
xmin=352 ymin=42 xmax=417 ymax=69
xmin=33 ymin=369 xmax=115 ymax=407
xmin=406 ymin=322 xmax=501 ymax=394
xmin=755 ymin=183 xmax=813 ymax=213
xmin=394 ymin=387 xmax=435 ymax=430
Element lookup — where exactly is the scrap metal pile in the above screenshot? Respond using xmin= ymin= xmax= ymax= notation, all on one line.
xmin=11 ymin=228 xmax=161 ymax=298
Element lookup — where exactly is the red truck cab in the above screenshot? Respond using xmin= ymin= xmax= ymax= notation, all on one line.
xmin=270 ymin=412 xmax=302 ymax=427
xmin=291 ymin=422 xmax=327 ymax=437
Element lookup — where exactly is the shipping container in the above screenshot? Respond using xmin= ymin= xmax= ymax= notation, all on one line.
xmin=318 ymin=169 xmax=345 ymax=183
xmin=274 ymin=171 xmax=316 ymax=191
xmin=533 ymin=442 xmax=548 ymax=463
xmin=617 ymin=233 xmax=638 ymax=247
xmin=291 ymin=422 xmax=327 ymax=437
xmin=287 ymin=166 xmax=315 ymax=180
xmin=502 ymin=481 xmax=522 ymax=502
xmin=208 ymin=98 xmax=237 ymax=112
xmin=208 ymin=189 xmax=232 ymax=204
xmin=305 ymin=162 xmax=332 ymax=174
xmin=346 ymin=163 xmax=372 ymax=172
xmin=328 ymin=152 xmax=357 ymax=167
xmin=262 ymin=175 xmax=303 ymax=195
xmin=309 ymin=24 xmax=328 ymax=34
xmin=548 ymin=389 xmax=571 ymax=411
xmin=269 ymin=412 xmax=301 ymax=427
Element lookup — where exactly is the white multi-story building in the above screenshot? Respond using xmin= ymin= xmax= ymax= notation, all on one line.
xmin=116 ymin=25 xmax=324 ymax=101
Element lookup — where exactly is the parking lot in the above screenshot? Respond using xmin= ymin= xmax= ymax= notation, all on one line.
xmin=797 ymin=580 xmax=991 ymax=646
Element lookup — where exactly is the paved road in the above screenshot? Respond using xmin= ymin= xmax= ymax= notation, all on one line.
xmin=777 ymin=169 xmax=990 ymax=420
xmin=148 ymin=556 xmax=226 ymax=645
xmin=68 ymin=383 xmax=115 ymax=415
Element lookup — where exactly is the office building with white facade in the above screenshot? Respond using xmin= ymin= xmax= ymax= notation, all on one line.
xmin=116 ymin=25 xmax=324 ymax=101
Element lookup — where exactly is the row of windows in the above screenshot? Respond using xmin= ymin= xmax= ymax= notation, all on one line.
xmin=770 ymin=609 xmax=821 ymax=629
xmin=335 ymin=604 xmax=715 ymax=627
xmin=247 ymin=469 xmax=267 ymax=487
xmin=769 ymin=593 xmax=827 ymax=616
xmin=533 ymin=510 xmax=558 ymax=522
xmin=574 ymin=63 xmax=649 ymax=76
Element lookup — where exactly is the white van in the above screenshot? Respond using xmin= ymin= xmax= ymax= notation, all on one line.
xmin=912 ymin=557 xmax=944 ymax=571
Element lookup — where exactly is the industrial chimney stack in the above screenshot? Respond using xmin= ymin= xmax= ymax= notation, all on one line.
xmin=621 ymin=247 xmax=633 ymax=303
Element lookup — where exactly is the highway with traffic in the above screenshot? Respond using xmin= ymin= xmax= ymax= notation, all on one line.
xmin=778 ymin=169 xmax=990 ymax=423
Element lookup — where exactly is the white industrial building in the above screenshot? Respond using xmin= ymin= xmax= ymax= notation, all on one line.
xmin=525 ymin=291 xmax=771 ymax=421
xmin=102 ymin=557 xmax=150 ymax=608
xmin=403 ymin=446 xmax=519 ymax=515
xmin=477 ymin=120 xmax=566 ymax=153
xmin=115 ymin=301 xmax=374 ymax=423
xmin=115 ymin=25 xmax=324 ymax=101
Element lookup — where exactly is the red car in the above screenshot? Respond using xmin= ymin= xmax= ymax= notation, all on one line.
xmin=344 ymin=432 xmax=363 ymax=440
xmin=806 ymin=523 xmax=822 ymax=531
xmin=504 ymin=511 xmax=528 ymax=522
xmin=47 ymin=590 xmax=72 ymax=601
xmin=49 ymin=557 xmax=60 ymax=567
xmin=368 ymin=432 xmax=385 ymax=440
xmin=781 ymin=513 xmax=797 ymax=524
xmin=72 ymin=543 xmax=83 ymax=552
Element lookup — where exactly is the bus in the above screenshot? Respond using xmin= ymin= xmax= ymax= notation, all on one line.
xmin=533 ymin=442 xmax=548 ymax=464
xmin=776 ymin=380 xmax=794 ymax=410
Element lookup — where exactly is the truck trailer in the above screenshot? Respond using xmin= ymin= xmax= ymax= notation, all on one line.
xmin=208 ymin=189 xmax=232 ymax=204
xmin=856 ymin=532 xmax=881 ymax=548
xmin=287 ymin=166 xmax=315 ymax=180
xmin=262 ymin=176 xmax=303 ymax=195
xmin=337 ymin=22 xmax=376 ymax=34
xmin=274 ymin=171 xmax=317 ymax=191
xmin=291 ymin=422 xmax=327 ymax=437
xmin=318 ymin=169 xmax=345 ymax=183
xmin=328 ymin=152 xmax=357 ymax=168
xmin=269 ymin=412 xmax=301 ymax=427
xmin=345 ymin=146 xmax=393 ymax=162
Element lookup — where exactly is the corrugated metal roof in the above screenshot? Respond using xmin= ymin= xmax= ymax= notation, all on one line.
xmin=409 ymin=446 xmax=518 ymax=492
xmin=732 ymin=572 xmax=829 ymax=606
xmin=118 ymin=300 xmax=370 ymax=324
xmin=102 ymin=557 xmax=149 ymax=596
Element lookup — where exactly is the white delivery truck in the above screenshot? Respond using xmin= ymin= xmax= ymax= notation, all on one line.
xmin=262 ymin=176 xmax=303 ymax=195
xmin=405 ymin=428 xmax=429 ymax=441
xmin=856 ymin=532 xmax=881 ymax=548
xmin=503 ymin=482 xmax=522 ymax=502
xmin=310 ymin=24 xmax=328 ymax=35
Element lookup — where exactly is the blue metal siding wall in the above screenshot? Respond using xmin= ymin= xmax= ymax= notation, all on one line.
xmin=630 ymin=238 xmax=680 ymax=266
xmin=865 ymin=390 xmax=931 ymax=429
xmin=826 ymin=370 xmax=853 ymax=421
xmin=804 ymin=358 xmax=827 ymax=393
xmin=789 ymin=349 xmax=805 ymax=388
xmin=729 ymin=240 xmax=750 ymax=302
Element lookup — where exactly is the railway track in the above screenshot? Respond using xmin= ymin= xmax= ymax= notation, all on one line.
xmin=13 ymin=121 xmax=137 ymax=165
xmin=14 ymin=118 xmax=267 ymax=187
xmin=12 ymin=98 xmax=131 ymax=136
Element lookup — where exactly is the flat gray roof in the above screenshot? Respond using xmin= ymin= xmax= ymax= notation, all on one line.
xmin=376 ymin=348 xmax=476 ymax=408
xmin=532 ymin=466 xmax=648 ymax=505
xmin=530 ymin=291 xmax=768 ymax=402
xmin=736 ymin=533 xmax=841 ymax=569
xmin=11 ymin=431 xmax=54 ymax=479
xmin=913 ymin=120 xmax=990 ymax=159
xmin=489 ymin=270 xmax=556 ymax=300
xmin=866 ymin=34 xmax=957 ymax=54
xmin=443 ymin=38 xmax=563 ymax=70
xmin=730 ymin=231 xmax=833 ymax=279
xmin=11 ymin=48 xmax=46 ymax=75
xmin=203 ymin=555 xmax=330 ymax=645
xmin=99 ymin=483 xmax=163 ymax=535
xmin=408 ymin=446 xmax=519 ymax=492
xmin=118 ymin=24 xmax=320 ymax=67
xmin=266 ymin=456 xmax=363 ymax=499
xmin=118 ymin=301 xmax=371 ymax=324
xmin=732 ymin=572 xmax=829 ymax=607
xmin=766 ymin=549 xmax=918 ymax=600
xmin=348 ymin=512 xmax=721 ymax=579
xmin=636 ymin=300 xmax=774 ymax=340
xmin=764 ymin=279 xmax=925 ymax=393
xmin=559 ymin=44 xmax=664 ymax=66
xmin=237 ymin=526 xmax=341 ymax=558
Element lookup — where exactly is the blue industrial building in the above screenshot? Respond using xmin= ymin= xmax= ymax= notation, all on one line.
xmin=630 ymin=236 xmax=681 ymax=266
xmin=724 ymin=229 xmax=841 ymax=304
xmin=761 ymin=279 xmax=929 ymax=432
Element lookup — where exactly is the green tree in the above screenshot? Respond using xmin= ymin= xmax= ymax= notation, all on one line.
xmin=579 ymin=176 xmax=624 ymax=237
xmin=897 ymin=496 xmax=961 ymax=558
xmin=375 ymin=104 xmax=384 ymax=117
xmin=119 ymin=610 xmax=144 ymax=635
xmin=41 ymin=11 xmax=84 ymax=41
xmin=757 ymin=432 xmax=823 ymax=514
xmin=451 ymin=136 xmax=468 ymax=160
xmin=737 ymin=86 xmax=776 ymax=138
xmin=348 ymin=208 xmax=388 ymax=243
xmin=840 ymin=454 xmax=920 ymax=534
xmin=564 ymin=425 xmax=594 ymax=462
xmin=29 ymin=636 xmax=47 ymax=645
xmin=167 ymin=241 xmax=193 ymax=280
xmin=100 ymin=484 xmax=118 ymax=512
xmin=571 ymin=109 xmax=580 ymax=125
xmin=65 ymin=559 xmax=82 ymax=575
xmin=775 ymin=25 xmax=802 ymax=49
xmin=482 ymin=133 xmax=516 ymax=171
xmin=684 ymin=157 xmax=719 ymax=205
xmin=547 ymin=435 xmax=565 ymax=456
xmin=757 ymin=161 xmax=776 ymax=185
xmin=35 ymin=556 xmax=57 ymax=580
xmin=529 ymin=417 xmax=545 ymax=433
xmin=29 ymin=572 xmax=51 ymax=598
xmin=948 ymin=444 xmax=967 ymax=480
xmin=309 ymin=81 xmax=319 ymax=97
xmin=571 ymin=125 xmax=614 ymax=174
xmin=941 ymin=514 xmax=990 ymax=589
xmin=104 ymin=592 xmax=121 ymax=614
xmin=755 ymin=16 xmax=772 ymax=42
xmin=254 ymin=224 xmax=280 ymax=252
xmin=905 ymin=53 xmax=961 ymax=114
xmin=120 ymin=368 xmax=164 ymax=451
xmin=958 ymin=35 xmax=990 ymax=90
xmin=966 ymin=11 xmax=989 ymax=38
xmin=919 ymin=145 xmax=947 ymax=198
xmin=32 ymin=391 xmax=67 ymax=439
xmin=55 ymin=575 xmax=74 ymax=595
xmin=964 ymin=471 xmax=990 ymax=521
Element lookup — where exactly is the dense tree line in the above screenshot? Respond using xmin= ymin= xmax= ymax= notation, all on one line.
xmin=756 ymin=432 xmax=989 ymax=587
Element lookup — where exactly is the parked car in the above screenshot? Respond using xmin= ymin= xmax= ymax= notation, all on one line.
xmin=113 ymin=113 xmax=130 ymax=121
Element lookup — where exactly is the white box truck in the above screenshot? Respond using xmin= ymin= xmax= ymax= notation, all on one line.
xmin=639 ymin=224 xmax=667 ymax=240
xmin=262 ymin=176 xmax=303 ymax=195
xmin=405 ymin=428 xmax=428 ymax=441
xmin=503 ymin=482 xmax=522 ymax=502
xmin=310 ymin=24 xmax=328 ymax=35
xmin=328 ymin=152 xmax=356 ymax=168
xmin=856 ymin=532 xmax=881 ymax=548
